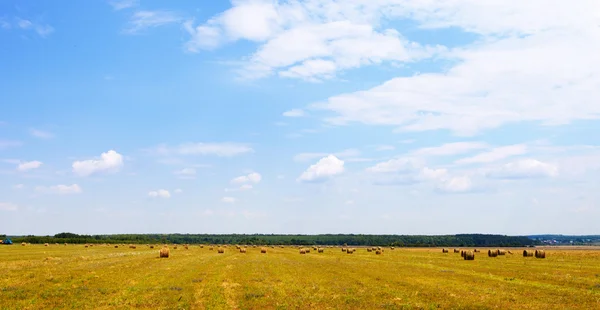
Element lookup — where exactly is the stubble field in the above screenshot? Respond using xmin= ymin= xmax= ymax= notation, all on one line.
xmin=0 ymin=245 xmax=599 ymax=309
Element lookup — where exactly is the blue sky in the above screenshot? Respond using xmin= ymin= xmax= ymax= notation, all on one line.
xmin=1 ymin=0 xmax=599 ymax=235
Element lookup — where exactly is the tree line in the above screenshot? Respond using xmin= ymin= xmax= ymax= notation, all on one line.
xmin=7 ymin=233 xmax=539 ymax=247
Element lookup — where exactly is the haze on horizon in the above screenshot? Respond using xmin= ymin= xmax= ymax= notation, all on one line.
xmin=1 ymin=0 xmax=599 ymax=236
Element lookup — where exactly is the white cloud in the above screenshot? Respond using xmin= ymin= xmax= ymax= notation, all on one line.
xmin=310 ymin=1 xmax=600 ymax=135
xmin=282 ymin=109 xmax=305 ymax=117
xmin=437 ymin=176 xmax=473 ymax=193
xmin=231 ymin=172 xmax=262 ymax=184
xmin=0 ymin=202 xmax=18 ymax=211
xmin=29 ymin=128 xmax=54 ymax=139
xmin=174 ymin=189 xmax=183 ymax=194
xmin=456 ymin=144 xmax=527 ymax=165
xmin=294 ymin=149 xmax=359 ymax=162
xmin=72 ymin=150 xmax=124 ymax=177
xmin=148 ymin=189 xmax=171 ymax=198
xmin=35 ymin=184 xmax=82 ymax=195
xmin=109 ymin=0 xmax=138 ymax=10
xmin=16 ymin=18 xmax=54 ymax=37
xmin=154 ymin=142 xmax=253 ymax=157
xmin=487 ymin=159 xmax=558 ymax=179
xmin=17 ymin=160 xmax=43 ymax=172
xmin=173 ymin=167 xmax=196 ymax=178
xmin=420 ymin=167 xmax=449 ymax=181
xmin=298 ymin=155 xmax=344 ymax=182
xmin=239 ymin=184 xmax=253 ymax=191
xmin=412 ymin=142 xmax=488 ymax=157
xmin=366 ymin=158 xmax=423 ymax=174
xmin=124 ymin=11 xmax=181 ymax=34
xmin=221 ymin=196 xmax=237 ymax=203
xmin=183 ymin=2 xmax=445 ymax=80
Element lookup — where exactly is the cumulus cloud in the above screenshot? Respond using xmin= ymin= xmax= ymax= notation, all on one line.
xmin=231 ymin=172 xmax=262 ymax=184
xmin=283 ymin=109 xmax=306 ymax=117
xmin=294 ymin=149 xmax=359 ymax=162
xmin=221 ymin=196 xmax=237 ymax=203
xmin=35 ymin=184 xmax=82 ymax=195
xmin=487 ymin=159 xmax=558 ymax=179
xmin=436 ymin=176 xmax=473 ymax=193
xmin=183 ymin=1 xmax=445 ymax=80
xmin=72 ymin=150 xmax=124 ymax=176
xmin=148 ymin=189 xmax=171 ymax=198
xmin=17 ymin=160 xmax=43 ymax=172
xmin=298 ymin=155 xmax=344 ymax=182
xmin=366 ymin=158 xmax=423 ymax=174
xmin=278 ymin=1 xmax=600 ymax=135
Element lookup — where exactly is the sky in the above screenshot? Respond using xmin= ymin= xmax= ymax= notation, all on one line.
xmin=1 ymin=0 xmax=599 ymax=236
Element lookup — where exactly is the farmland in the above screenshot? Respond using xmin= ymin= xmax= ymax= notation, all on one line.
xmin=1 ymin=245 xmax=599 ymax=309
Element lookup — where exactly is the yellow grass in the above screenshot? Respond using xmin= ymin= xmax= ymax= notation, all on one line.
xmin=0 ymin=246 xmax=599 ymax=309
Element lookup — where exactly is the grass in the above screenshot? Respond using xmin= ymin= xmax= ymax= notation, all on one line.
xmin=0 ymin=245 xmax=599 ymax=309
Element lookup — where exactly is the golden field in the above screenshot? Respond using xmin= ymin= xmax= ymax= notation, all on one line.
xmin=0 ymin=245 xmax=599 ymax=309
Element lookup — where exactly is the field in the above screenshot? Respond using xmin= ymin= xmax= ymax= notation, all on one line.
xmin=1 ymin=245 xmax=599 ymax=309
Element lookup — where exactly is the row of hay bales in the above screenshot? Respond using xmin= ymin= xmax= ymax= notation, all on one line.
xmin=443 ymin=248 xmax=546 ymax=259
xmin=523 ymin=249 xmax=546 ymax=258
xmin=298 ymin=247 xmax=326 ymax=254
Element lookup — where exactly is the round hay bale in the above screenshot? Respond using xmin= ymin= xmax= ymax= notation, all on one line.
xmin=367 ymin=248 xmax=372 ymax=252
xmin=342 ymin=248 xmax=347 ymax=252
xmin=498 ymin=249 xmax=506 ymax=256
xmin=261 ymin=247 xmax=267 ymax=253
xmin=299 ymin=249 xmax=306 ymax=254
xmin=473 ymin=249 xmax=479 ymax=253
xmin=390 ymin=247 xmax=395 ymax=250
xmin=217 ymin=247 xmax=224 ymax=254
xmin=129 ymin=245 xmax=136 ymax=249
xmin=159 ymin=246 xmax=170 ymax=258
xmin=488 ymin=249 xmax=498 ymax=257
xmin=239 ymin=247 xmax=246 ymax=253
xmin=209 ymin=247 xmax=214 ymax=251
xmin=114 ymin=245 xmax=119 ymax=248
xmin=461 ymin=250 xmax=466 ymax=258
xmin=149 ymin=245 xmax=154 ymax=249
xmin=64 ymin=243 xmax=67 ymax=246
xmin=442 ymin=248 xmax=448 ymax=253
xmin=21 ymin=242 xmax=26 ymax=246
xmin=535 ymin=250 xmax=546 ymax=258
xmin=318 ymin=248 xmax=324 ymax=253
xmin=463 ymin=250 xmax=475 ymax=260
xmin=523 ymin=250 xmax=534 ymax=257
xmin=44 ymin=243 xmax=49 ymax=247
xmin=200 ymin=245 xmax=204 ymax=248
xmin=305 ymin=248 xmax=311 ymax=253
xmin=375 ymin=250 xmax=382 ymax=255
xmin=173 ymin=246 xmax=177 ymax=250
xmin=453 ymin=248 xmax=460 ymax=253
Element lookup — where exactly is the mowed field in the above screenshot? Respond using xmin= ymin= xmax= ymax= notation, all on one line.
xmin=1 ymin=245 xmax=599 ymax=309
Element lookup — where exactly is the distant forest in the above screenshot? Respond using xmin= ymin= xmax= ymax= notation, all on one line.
xmin=5 ymin=233 xmax=541 ymax=247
